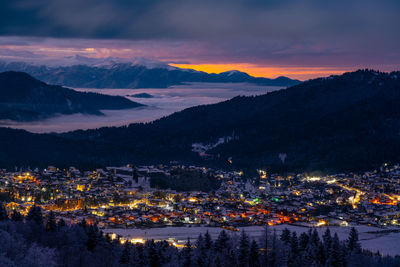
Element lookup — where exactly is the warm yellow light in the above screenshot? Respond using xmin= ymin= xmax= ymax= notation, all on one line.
xmin=293 ymin=191 xmax=301 ymax=196
xmin=258 ymin=170 xmax=267 ymax=179
xmin=188 ymin=197 xmax=197 ymax=202
xmin=306 ymin=177 xmax=321 ymax=182
xmin=77 ymin=185 xmax=85 ymax=191
xmin=130 ymin=238 xmax=145 ymax=244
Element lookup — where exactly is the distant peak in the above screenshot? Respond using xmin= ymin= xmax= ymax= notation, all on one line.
xmin=219 ymin=70 xmax=251 ymax=77
xmin=225 ymin=70 xmax=241 ymax=75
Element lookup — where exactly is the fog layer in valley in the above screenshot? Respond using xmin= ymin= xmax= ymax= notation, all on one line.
xmin=0 ymin=83 xmax=282 ymax=133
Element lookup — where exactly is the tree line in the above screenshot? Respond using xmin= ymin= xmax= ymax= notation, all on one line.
xmin=0 ymin=203 xmax=399 ymax=266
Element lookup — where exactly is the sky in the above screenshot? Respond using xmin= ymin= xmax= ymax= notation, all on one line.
xmin=0 ymin=0 xmax=399 ymax=80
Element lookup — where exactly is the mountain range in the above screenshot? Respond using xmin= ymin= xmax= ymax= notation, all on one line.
xmin=0 ymin=60 xmax=301 ymax=89
xmin=0 ymin=71 xmax=143 ymax=121
xmin=0 ymin=69 xmax=399 ymax=173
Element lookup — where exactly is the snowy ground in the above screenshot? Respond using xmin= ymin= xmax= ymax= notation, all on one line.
xmin=103 ymin=225 xmax=400 ymax=256
xmin=1 ymin=83 xmax=281 ymax=133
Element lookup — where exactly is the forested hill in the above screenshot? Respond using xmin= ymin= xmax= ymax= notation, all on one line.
xmin=0 ymin=71 xmax=143 ymax=121
xmin=0 ymin=69 xmax=399 ymax=173
xmin=64 ymin=69 xmax=400 ymax=172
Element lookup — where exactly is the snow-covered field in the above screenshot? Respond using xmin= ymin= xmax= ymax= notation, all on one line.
xmin=103 ymin=225 xmax=400 ymax=256
xmin=1 ymin=83 xmax=281 ymax=133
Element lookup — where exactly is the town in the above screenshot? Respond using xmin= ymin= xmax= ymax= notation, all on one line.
xmin=1 ymin=163 xmax=400 ymax=234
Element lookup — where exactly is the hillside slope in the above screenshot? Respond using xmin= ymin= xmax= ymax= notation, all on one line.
xmin=64 ymin=69 xmax=400 ymax=172
xmin=0 ymin=71 xmax=143 ymax=121
xmin=0 ymin=70 xmax=398 ymax=173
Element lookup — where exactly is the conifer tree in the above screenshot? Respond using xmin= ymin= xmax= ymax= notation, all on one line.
xmin=80 ymin=218 xmax=87 ymax=229
xmin=105 ymin=233 xmax=112 ymax=244
xmin=316 ymin=241 xmax=326 ymax=265
xmin=86 ymin=225 xmax=98 ymax=252
xmin=214 ymin=256 xmax=222 ymax=267
xmin=204 ymin=230 xmax=213 ymax=249
xmin=238 ymin=231 xmax=250 ymax=267
xmin=299 ymin=232 xmax=309 ymax=252
xmin=326 ymin=233 xmax=342 ymax=267
xmin=135 ymin=244 xmax=146 ymax=267
xmin=120 ymin=243 xmax=130 ymax=265
xmin=26 ymin=205 xmax=43 ymax=225
xmin=214 ymin=230 xmax=230 ymax=252
xmin=46 ymin=211 xmax=57 ymax=232
xmin=195 ymin=234 xmax=205 ymax=267
xmin=347 ymin=227 xmax=361 ymax=254
xmin=302 ymin=242 xmax=319 ymax=266
xmin=148 ymin=240 xmax=159 ymax=267
xmin=323 ymin=228 xmax=332 ymax=252
xmin=287 ymin=231 xmax=299 ymax=267
xmin=0 ymin=202 xmax=8 ymax=220
xmin=182 ymin=238 xmax=192 ymax=267
xmin=226 ymin=247 xmax=238 ymax=267
xmin=11 ymin=209 xmax=23 ymax=221
xmin=269 ymin=230 xmax=277 ymax=267
xmin=340 ymin=245 xmax=347 ymax=267
xmin=249 ymin=240 xmax=260 ymax=267
xmin=280 ymin=228 xmax=291 ymax=245
xmin=57 ymin=218 xmax=66 ymax=228
xmin=310 ymin=228 xmax=320 ymax=246
xmin=264 ymin=225 xmax=269 ymax=266
xmin=195 ymin=233 xmax=204 ymax=249
xmin=290 ymin=231 xmax=298 ymax=254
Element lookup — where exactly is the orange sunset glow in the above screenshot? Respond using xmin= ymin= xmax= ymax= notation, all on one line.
xmin=170 ymin=63 xmax=350 ymax=80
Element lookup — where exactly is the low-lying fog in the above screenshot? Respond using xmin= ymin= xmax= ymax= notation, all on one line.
xmin=1 ymin=83 xmax=282 ymax=133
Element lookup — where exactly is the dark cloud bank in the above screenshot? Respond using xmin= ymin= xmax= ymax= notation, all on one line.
xmin=0 ymin=0 xmax=399 ymax=70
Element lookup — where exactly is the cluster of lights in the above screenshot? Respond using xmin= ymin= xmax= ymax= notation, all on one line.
xmin=258 ymin=170 xmax=267 ymax=179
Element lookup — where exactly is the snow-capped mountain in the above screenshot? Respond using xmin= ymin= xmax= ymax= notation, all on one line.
xmin=0 ymin=58 xmax=301 ymax=89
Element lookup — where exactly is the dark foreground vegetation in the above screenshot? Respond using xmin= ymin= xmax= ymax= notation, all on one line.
xmin=148 ymin=168 xmax=221 ymax=192
xmin=0 ymin=203 xmax=399 ymax=267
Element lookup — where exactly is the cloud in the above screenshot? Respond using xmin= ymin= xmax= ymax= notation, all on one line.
xmin=0 ymin=0 xmax=398 ymax=43
xmin=0 ymin=48 xmax=41 ymax=58
xmin=0 ymin=0 xmax=399 ymax=76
